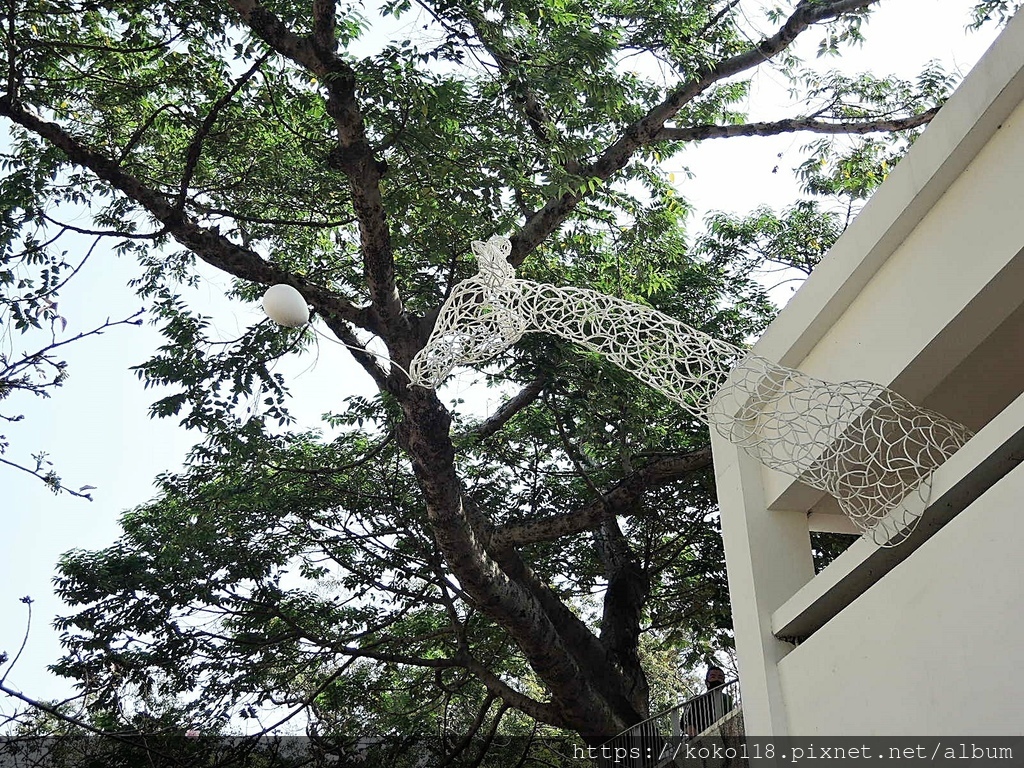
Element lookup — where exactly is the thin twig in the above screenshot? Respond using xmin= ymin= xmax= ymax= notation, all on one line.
xmin=0 ymin=457 xmax=95 ymax=499
xmin=177 ymin=52 xmax=271 ymax=210
xmin=0 ymin=596 xmax=32 ymax=685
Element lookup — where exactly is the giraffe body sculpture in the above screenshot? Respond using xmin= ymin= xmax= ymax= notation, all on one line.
xmin=409 ymin=237 xmax=973 ymax=544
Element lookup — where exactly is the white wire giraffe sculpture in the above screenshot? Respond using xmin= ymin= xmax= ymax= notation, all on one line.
xmin=408 ymin=236 xmax=974 ymax=545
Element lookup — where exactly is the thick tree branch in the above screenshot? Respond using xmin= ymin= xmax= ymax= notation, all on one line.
xmin=492 ymin=448 xmax=713 ymax=547
xmin=466 ymin=403 xmax=668 ymax=722
xmin=509 ymin=0 xmax=880 ymax=266
xmin=224 ymin=0 xmax=330 ymax=75
xmin=0 ymin=97 xmax=372 ymax=331
xmin=456 ymin=377 xmax=547 ymax=443
xmin=461 ymin=655 xmax=563 ymax=726
xmin=225 ymin=0 xmax=406 ymax=339
xmin=332 ymin=644 xmax=464 ymax=668
xmin=311 ymin=0 xmax=337 ymax=57
xmin=318 ymin=314 xmax=394 ymax=392
xmin=655 ymin=107 xmax=940 ymax=142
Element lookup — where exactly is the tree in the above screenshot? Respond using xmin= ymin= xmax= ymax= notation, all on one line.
xmin=0 ymin=0 xmax=1000 ymax=755
xmin=0 ymin=179 xmax=144 ymax=496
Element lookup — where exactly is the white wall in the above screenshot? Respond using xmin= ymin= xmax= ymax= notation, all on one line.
xmin=772 ymin=31 xmax=1024 ymax=736
xmin=777 ymin=461 xmax=1024 ymax=736
xmin=716 ymin=11 xmax=1024 ymax=736
xmin=797 ymin=93 xmax=1024 ymax=394
xmin=764 ymin=92 xmax=1024 ymax=509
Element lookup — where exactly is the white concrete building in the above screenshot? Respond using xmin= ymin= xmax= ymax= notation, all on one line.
xmin=713 ymin=10 xmax=1024 ymax=736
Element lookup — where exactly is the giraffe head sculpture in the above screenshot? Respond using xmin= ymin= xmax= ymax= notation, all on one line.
xmin=408 ymin=236 xmax=528 ymax=388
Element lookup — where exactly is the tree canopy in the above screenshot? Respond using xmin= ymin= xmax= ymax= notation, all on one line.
xmin=0 ymin=0 xmax=1012 ymax=761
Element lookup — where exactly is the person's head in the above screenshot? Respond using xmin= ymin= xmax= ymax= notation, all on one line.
xmin=705 ymin=666 xmax=726 ymax=690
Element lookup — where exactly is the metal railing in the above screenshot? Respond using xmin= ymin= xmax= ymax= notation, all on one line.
xmin=592 ymin=679 xmax=741 ymax=768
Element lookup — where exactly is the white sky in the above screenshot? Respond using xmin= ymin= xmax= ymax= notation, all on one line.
xmin=0 ymin=0 xmax=1004 ymax=711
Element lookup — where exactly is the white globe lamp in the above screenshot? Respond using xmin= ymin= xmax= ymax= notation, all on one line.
xmin=262 ymin=284 xmax=310 ymax=328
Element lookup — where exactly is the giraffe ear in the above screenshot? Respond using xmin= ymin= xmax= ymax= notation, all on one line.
xmin=471 ymin=236 xmax=515 ymax=280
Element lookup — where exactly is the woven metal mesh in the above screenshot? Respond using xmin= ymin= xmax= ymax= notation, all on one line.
xmin=409 ymin=237 xmax=973 ymax=545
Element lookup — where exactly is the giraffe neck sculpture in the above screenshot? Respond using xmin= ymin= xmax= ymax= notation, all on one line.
xmin=409 ymin=236 xmax=973 ymax=545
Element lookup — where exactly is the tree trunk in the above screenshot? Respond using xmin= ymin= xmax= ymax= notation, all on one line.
xmin=399 ymin=385 xmax=649 ymax=743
